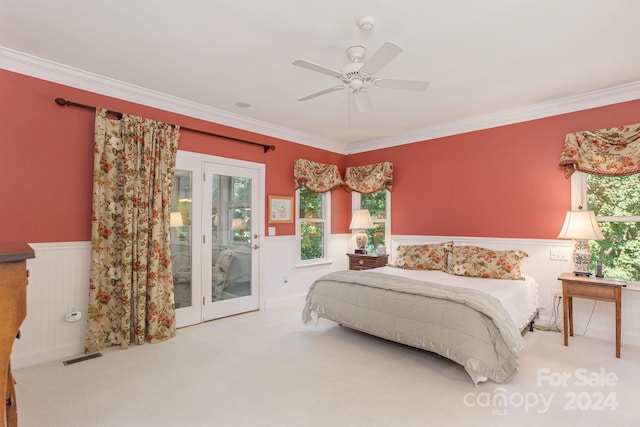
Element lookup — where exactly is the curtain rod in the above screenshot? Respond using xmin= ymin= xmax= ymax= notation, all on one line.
xmin=54 ymin=98 xmax=276 ymax=153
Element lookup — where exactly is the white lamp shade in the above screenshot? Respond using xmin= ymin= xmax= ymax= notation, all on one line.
xmin=170 ymin=212 xmax=184 ymax=227
xmin=349 ymin=209 xmax=374 ymax=229
xmin=557 ymin=210 xmax=604 ymax=240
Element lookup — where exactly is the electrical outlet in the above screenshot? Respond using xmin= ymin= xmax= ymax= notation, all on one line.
xmin=552 ymin=289 xmax=562 ymax=299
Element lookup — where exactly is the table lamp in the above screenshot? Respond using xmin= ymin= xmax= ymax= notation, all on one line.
xmin=170 ymin=212 xmax=183 ymax=227
xmin=557 ymin=208 xmax=604 ymax=276
xmin=349 ymin=209 xmax=374 ymax=254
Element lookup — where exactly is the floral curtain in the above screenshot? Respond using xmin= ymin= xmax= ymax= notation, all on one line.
xmin=559 ymin=123 xmax=640 ymax=177
xmin=293 ymin=158 xmax=344 ymax=193
xmin=344 ymin=162 xmax=393 ymax=193
xmin=86 ymin=109 xmax=180 ymax=353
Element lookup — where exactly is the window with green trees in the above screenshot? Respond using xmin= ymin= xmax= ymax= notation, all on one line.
xmin=586 ymin=174 xmax=640 ymax=282
xmin=298 ymin=187 xmax=326 ymax=261
xmin=357 ymin=189 xmax=389 ymax=254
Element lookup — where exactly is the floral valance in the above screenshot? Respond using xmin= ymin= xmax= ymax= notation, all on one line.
xmin=559 ymin=123 xmax=640 ymax=178
xmin=344 ymin=162 xmax=393 ymax=193
xmin=293 ymin=158 xmax=344 ymax=193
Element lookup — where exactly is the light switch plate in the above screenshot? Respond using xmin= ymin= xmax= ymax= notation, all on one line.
xmin=550 ymin=248 xmax=570 ymax=261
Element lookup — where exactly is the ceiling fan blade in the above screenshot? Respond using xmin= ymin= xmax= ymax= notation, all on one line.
xmin=354 ymin=90 xmax=372 ymax=112
xmin=376 ymin=78 xmax=430 ymax=91
xmin=292 ymin=59 xmax=343 ymax=79
xmin=298 ymin=85 xmax=344 ymax=101
xmin=359 ymin=42 xmax=403 ymax=75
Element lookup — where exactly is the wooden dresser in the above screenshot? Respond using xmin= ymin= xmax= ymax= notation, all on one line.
xmin=0 ymin=242 xmax=34 ymax=427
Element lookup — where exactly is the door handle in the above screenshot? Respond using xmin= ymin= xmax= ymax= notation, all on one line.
xmin=252 ymin=244 xmax=259 ymax=250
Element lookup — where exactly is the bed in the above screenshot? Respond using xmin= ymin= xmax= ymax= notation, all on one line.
xmin=302 ymin=243 xmax=541 ymax=385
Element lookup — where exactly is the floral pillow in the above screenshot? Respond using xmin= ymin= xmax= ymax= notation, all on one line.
xmin=448 ymin=246 xmax=528 ymax=280
xmin=395 ymin=241 xmax=453 ymax=271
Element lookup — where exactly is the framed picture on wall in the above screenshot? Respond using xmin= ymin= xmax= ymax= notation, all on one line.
xmin=268 ymin=195 xmax=293 ymax=223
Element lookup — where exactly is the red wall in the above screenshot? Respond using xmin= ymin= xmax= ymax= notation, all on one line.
xmin=0 ymin=70 xmax=348 ymax=242
xmin=348 ymin=99 xmax=640 ymax=239
xmin=2 ymin=69 xmax=639 ymax=243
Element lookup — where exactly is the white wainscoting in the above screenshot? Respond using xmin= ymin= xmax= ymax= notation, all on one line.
xmin=12 ymin=236 xmax=351 ymax=369
xmin=13 ymin=242 xmax=91 ymax=369
xmin=11 ymin=236 xmax=639 ymax=369
xmin=260 ymin=233 xmax=350 ymax=309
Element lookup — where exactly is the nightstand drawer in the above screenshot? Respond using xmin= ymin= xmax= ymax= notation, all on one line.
xmin=347 ymin=254 xmax=388 ymax=271
xmin=566 ymin=282 xmax=616 ymax=300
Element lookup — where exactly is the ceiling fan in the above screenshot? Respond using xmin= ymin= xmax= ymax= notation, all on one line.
xmin=292 ymin=41 xmax=429 ymax=112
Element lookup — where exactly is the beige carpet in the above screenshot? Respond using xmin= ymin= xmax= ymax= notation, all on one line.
xmin=13 ymin=303 xmax=640 ymax=427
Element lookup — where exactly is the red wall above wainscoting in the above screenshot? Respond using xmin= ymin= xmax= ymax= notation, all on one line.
xmin=2 ymin=69 xmax=639 ymax=243
xmin=347 ymin=99 xmax=640 ymax=239
xmin=0 ymin=70 xmax=347 ymax=242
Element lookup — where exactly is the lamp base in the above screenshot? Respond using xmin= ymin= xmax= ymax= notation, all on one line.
xmin=572 ymin=240 xmax=593 ymax=278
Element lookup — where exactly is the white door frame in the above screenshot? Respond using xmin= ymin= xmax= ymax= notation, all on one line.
xmin=174 ymin=150 xmax=265 ymax=327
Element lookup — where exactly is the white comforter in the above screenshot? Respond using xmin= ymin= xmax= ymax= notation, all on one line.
xmin=303 ymin=268 xmax=542 ymax=384
xmin=373 ymin=267 xmax=541 ymax=331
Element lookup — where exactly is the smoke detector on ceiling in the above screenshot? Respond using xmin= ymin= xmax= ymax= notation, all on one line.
xmin=358 ymin=16 xmax=375 ymax=31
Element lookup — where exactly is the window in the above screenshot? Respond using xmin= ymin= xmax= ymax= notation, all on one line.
xmin=574 ymin=172 xmax=640 ymax=282
xmin=297 ymin=187 xmax=329 ymax=263
xmin=353 ymin=189 xmax=390 ymax=254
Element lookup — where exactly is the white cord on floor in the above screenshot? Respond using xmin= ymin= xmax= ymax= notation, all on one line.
xmin=574 ymin=300 xmax=597 ymax=336
xmin=534 ymin=296 xmax=563 ymax=332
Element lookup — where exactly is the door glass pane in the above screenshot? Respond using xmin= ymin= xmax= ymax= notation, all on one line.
xmin=171 ymin=170 xmax=193 ymax=308
xmin=211 ymin=174 xmax=253 ymax=302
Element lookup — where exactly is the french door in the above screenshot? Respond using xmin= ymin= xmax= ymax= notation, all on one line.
xmin=171 ymin=152 xmax=263 ymax=327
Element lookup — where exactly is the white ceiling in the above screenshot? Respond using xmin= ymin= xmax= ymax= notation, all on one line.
xmin=2 ymin=1 xmax=640 ymax=154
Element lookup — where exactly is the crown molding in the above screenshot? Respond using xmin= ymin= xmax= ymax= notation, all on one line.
xmin=347 ymin=81 xmax=640 ymax=153
xmin=3 ymin=46 xmax=639 ymax=156
xmin=0 ymin=46 xmax=345 ymax=154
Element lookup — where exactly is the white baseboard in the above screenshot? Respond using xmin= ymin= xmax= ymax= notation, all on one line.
xmin=263 ymin=293 xmax=307 ymax=310
xmin=12 ymin=341 xmax=86 ymax=370
xmin=536 ymin=314 xmax=640 ymax=347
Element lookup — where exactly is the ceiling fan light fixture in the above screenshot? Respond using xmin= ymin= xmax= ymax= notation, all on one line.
xmin=349 ymin=78 xmax=364 ymax=90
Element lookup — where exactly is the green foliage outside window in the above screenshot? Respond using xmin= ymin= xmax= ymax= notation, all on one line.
xmin=301 ymin=222 xmax=324 ymax=260
xmin=300 ymin=187 xmax=324 ymax=260
xmin=587 ymin=174 xmax=640 ymax=281
xmin=361 ymin=190 xmax=387 ymax=254
xmin=361 ymin=190 xmax=386 ymax=219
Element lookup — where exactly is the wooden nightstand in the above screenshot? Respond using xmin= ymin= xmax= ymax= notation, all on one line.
xmin=347 ymin=253 xmax=388 ymax=271
xmin=558 ymin=273 xmax=627 ymax=358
